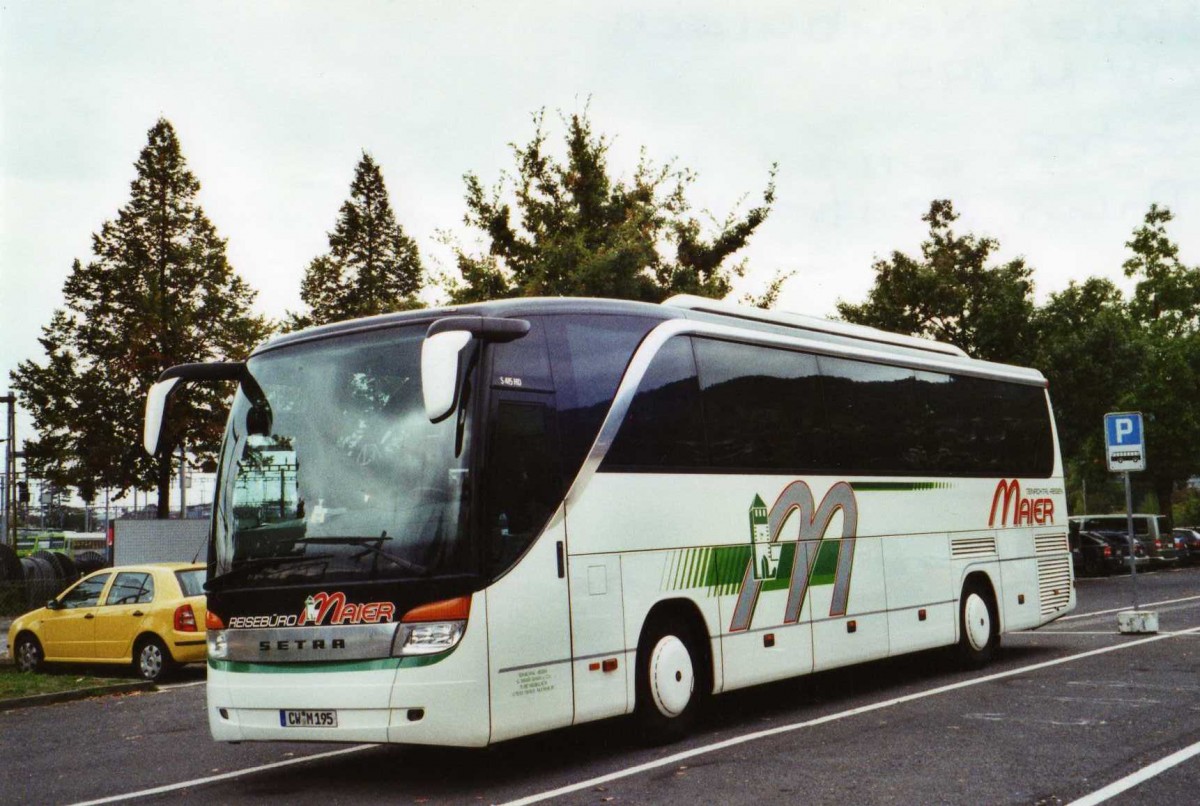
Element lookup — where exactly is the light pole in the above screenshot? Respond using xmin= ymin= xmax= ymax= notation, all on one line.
xmin=2 ymin=393 xmax=16 ymax=548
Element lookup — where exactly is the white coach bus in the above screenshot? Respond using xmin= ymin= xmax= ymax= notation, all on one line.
xmin=144 ymin=295 xmax=1072 ymax=746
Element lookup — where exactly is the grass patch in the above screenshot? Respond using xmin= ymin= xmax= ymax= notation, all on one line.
xmin=0 ymin=666 xmax=130 ymax=700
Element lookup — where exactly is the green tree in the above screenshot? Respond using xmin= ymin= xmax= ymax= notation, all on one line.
xmin=10 ymin=118 xmax=270 ymax=516
xmin=837 ymin=200 xmax=1036 ymax=362
xmin=443 ymin=109 xmax=777 ymax=304
xmin=1119 ymin=205 xmax=1200 ymax=521
xmin=1031 ymin=278 xmax=1142 ymax=508
xmin=289 ymin=152 xmax=424 ymax=328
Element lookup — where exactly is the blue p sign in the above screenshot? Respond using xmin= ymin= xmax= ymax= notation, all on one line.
xmin=1105 ymin=413 xmax=1142 ymax=446
xmin=1104 ymin=412 xmax=1146 ymax=472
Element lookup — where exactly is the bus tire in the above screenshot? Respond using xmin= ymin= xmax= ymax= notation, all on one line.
xmin=635 ymin=615 xmax=705 ymax=744
xmin=956 ymin=581 xmax=999 ymax=669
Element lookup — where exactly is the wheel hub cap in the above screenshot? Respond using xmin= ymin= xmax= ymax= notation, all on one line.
xmin=649 ymin=635 xmax=694 ymax=717
xmin=965 ymin=593 xmax=991 ymax=651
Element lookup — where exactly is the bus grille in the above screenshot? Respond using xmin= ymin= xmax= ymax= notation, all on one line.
xmin=951 ymin=536 xmax=996 ymax=558
xmin=1035 ymin=532 xmax=1068 ymax=554
xmin=1038 ymin=556 xmax=1072 ymax=616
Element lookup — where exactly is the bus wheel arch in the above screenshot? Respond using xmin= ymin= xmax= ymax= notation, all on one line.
xmin=956 ymin=572 xmax=1000 ymax=668
xmin=633 ymin=599 xmax=713 ymax=743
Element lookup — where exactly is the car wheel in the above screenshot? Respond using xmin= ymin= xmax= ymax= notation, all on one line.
xmin=635 ymin=615 xmax=707 ymax=744
xmin=14 ymin=633 xmax=44 ymax=673
xmin=955 ymin=581 xmax=999 ymax=669
xmin=134 ymin=636 xmax=174 ymax=682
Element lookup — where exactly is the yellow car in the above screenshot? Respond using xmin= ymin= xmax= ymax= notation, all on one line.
xmin=8 ymin=562 xmax=207 ymax=681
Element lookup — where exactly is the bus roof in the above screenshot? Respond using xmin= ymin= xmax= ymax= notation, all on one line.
xmin=255 ymin=295 xmax=1045 ymax=385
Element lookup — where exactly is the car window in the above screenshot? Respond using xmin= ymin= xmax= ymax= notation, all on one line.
xmin=106 ymin=572 xmax=154 ymax=605
xmin=175 ymin=569 xmax=206 ymax=597
xmin=60 ymin=573 xmax=111 ymax=608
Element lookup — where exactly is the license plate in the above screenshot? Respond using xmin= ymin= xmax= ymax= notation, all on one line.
xmin=280 ymin=709 xmax=338 ymax=728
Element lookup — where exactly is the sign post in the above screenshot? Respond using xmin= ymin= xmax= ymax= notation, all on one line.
xmin=1103 ymin=412 xmax=1155 ymax=633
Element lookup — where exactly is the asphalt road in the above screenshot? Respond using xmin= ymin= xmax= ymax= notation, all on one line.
xmin=3 ymin=566 xmax=1199 ymax=806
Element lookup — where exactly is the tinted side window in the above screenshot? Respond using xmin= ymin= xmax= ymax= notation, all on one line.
xmin=484 ymin=399 xmax=562 ymax=573
xmin=106 ymin=572 xmax=154 ymax=605
xmin=489 ymin=317 xmax=553 ymax=392
xmin=175 ymin=569 xmax=206 ymax=597
xmin=695 ymin=339 xmax=827 ymax=471
xmin=546 ymin=315 xmax=659 ymax=480
xmin=921 ymin=375 xmax=1052 ymax=477
xmin=604 ymin=337 xmax=706 ymax=469
xmin=819 ymin=357 xmax=918 ymax=474
xmin=61 ymin=573 xmax=111 ymax=608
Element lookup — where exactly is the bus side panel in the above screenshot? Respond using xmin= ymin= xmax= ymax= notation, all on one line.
xmin=568 ymin=553 xmax=630 ymax=723
xmin=810 ymin=536 xmax=889 ymax=673
xmin=884 ymin=533 xmax=956 ymax=656
xmin=486 ymin=512 xmax=575 ymax=743
xmin=718 ymin=580 xmax=813 ymax=692
xmin=997 ymin=526 xmax=1041 ymax=632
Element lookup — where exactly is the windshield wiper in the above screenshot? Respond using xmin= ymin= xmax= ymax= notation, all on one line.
xmin=301 ymin=534 xmax=430 ymax=577
xmin=206 ymin=553 xmax=335 ymax=591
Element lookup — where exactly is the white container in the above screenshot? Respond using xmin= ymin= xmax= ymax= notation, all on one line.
xmin=1117 ymin=610 xmax=1159 ymax=634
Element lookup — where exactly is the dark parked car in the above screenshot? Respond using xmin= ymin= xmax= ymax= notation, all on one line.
xmin=1089 ymin=530 xmax=1150 ymax=571
xmin=1174 ymin=529 xmax=1200 ymax=566
xmin=1070 ymin=530 xmax=1125 ymax=576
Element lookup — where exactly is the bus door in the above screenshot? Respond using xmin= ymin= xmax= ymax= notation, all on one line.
xmin=482 ymin=387 xmax=575 ymax=742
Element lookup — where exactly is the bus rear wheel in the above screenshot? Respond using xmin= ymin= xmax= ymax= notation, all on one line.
xmin=956 ymin=582 xmax=999 ymax=669
xmin=635 ymin=616 xmax=705 ymax=744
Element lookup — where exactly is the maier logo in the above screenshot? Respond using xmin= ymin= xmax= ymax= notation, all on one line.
xmin=298 ymin=591 xmax=396 ymax=626
xmin=988 ymin=479 xmax=1054 ymax=527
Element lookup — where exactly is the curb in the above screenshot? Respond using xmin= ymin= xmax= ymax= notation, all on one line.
xmin=0 ymin=680 xmax=157 ymax=711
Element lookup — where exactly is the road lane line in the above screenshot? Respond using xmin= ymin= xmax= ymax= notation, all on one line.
xmin=1058 ymin=593 xmax=1200 ymax=621
xmin=68 ymin=744 xmax=377 ymax=806
xmin=500 ymin=626 xmax=1200 ymax=806
xmin=1066 ymin=738 xmax=1200 ymax=805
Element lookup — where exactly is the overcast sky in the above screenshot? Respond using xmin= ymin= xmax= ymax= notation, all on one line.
xmin=2 ymin=1 xmax=1198 ymax=497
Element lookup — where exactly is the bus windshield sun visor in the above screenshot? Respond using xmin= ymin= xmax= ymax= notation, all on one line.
xmin=143 ymin=361 xmax=255 ymax=456
xmin=422 ymin=316 xmax=530 ymax=423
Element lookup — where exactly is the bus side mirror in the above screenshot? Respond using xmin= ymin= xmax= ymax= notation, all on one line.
xmin=422 ymin=316 xmax=531 ymax=423
xmin=422 ymin=331 xmax=473 ymax=423
xmin=143 ymin=377 xmax=182 ymax=456
xmin=143 ymin=362 xmax=247 ymax=456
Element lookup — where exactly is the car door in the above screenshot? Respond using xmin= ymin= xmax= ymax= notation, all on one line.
xmin=39 ymin=572 xmax=111 ymax=660
xmin=93 ymin=570 xmax=156 ymax=660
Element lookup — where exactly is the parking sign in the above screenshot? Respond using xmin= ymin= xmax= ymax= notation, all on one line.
xmin=1104 ymin=411 xmax=1146 ymax=472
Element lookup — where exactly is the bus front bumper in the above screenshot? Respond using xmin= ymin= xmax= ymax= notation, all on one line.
xmin=206 ymin=627 xmax=490 ymax=746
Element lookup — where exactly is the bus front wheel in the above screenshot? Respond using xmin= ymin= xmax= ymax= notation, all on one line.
xmin=635 ymin=616 xmax=705 ymax=744
xmin=956 ymin=581 xmax=999 ymax=669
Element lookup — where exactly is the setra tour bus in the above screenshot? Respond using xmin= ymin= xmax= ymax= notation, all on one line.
xmin=143 ymin=295 xmax=1073 ymax=746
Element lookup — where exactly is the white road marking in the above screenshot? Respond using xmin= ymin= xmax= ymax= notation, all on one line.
xmin=155 ymin=681 xmax=205 ymax=691
xmin=1057 ymin=593 xmax=1200 ymax=621
xmin=1067 ymin=737 xmax=1200 ymax=805
xmin=500 ymin=626 xmax=1200 ymax=806
xmin=73 ymin=623 xmax=1200 ymax=806
xmin=68 ymin=744 xmax=377 ymax=806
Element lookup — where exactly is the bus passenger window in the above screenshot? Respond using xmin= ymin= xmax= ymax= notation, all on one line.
xmin=603 ymin=337 xmax=706 ymax=469
xmin=485 ymin=400 xmax=561 ymax=572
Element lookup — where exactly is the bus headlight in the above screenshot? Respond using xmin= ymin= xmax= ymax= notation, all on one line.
xmin=208 ymin=630 xmax=228 ymax=659
xmin=392 ymin=595 xmax=472 ymax=657
xmin=392 ymin=621 xmax=466 ymax=656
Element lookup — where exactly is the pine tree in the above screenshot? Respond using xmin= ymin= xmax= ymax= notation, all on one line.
xmin=10 ymin=118 xmax=271 ymax=516
xmin=289 ymin=152 xmax=424 ymax=328
xmin=444 ymin=109 xmax=777 ymax=305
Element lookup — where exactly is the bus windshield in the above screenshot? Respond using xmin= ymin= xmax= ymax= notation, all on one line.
xmin=211 ymin=325 xmax=475 ymax=588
